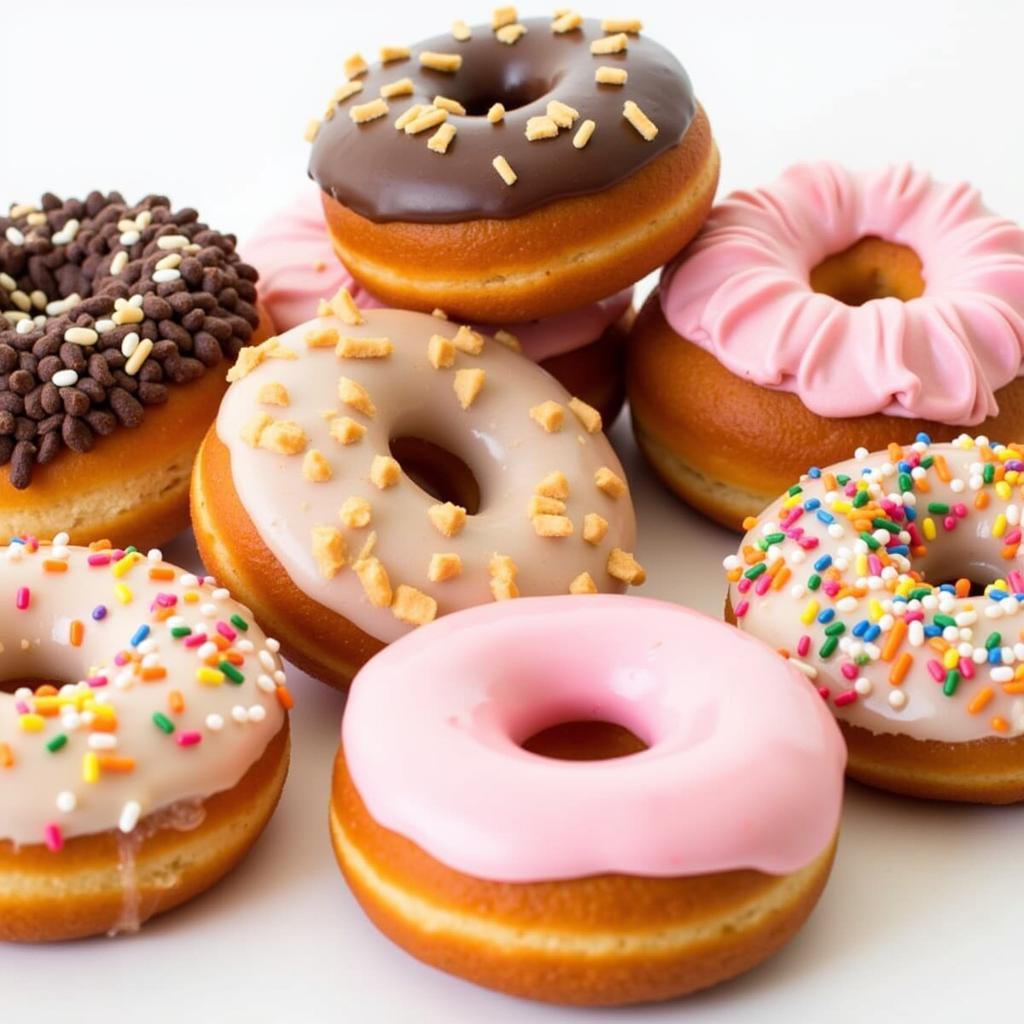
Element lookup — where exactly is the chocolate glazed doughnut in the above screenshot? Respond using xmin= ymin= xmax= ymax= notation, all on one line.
xmin=307 ymin=16 xmax=719 ymax=322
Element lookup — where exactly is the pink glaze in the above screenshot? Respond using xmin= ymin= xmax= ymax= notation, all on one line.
xmin=342 ymin=596 xmax=845 ymax=882
xmin=243 ymin=191 xmax=632 ymax=362
xmin=661 ymin=163 xmax=1024 ymax=425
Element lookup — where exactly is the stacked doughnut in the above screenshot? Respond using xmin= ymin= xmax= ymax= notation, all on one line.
xmin=249 ymin=10 xmax=719 ymax=427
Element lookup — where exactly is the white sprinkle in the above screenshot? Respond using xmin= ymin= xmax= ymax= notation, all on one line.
xmin=206 ymin=713 xmax=224 ymax=732
xmin=266 ymin=637 xmax=281 ymax=653
xmin=119 ymin=800 xmax=142 ymax=834
xmin=258 ymin=650 xmax=276 ymax=672
xmin=248 ymin=705 xmax=267 ymax=723
xmin=119 ymin=230 xmax=141 ymax=246
xmin=56 ymin=791 xmax=77 ymax=813
xmin=788 ymin=658 xmax=818 ymax=680
xmin=256 ymin=674 xmax=276 ymax=694
xmin=110 ymin=251 xmax=129 ymax=275
xmin=151 ymin=267 xmax=182 ymax=284
xmin=231 ymin=706 xmax=248 ymax=724
xmin=128 ymin=293 xmax=144 ymax=308
xmin=197 ymin=641 xmax=218 ymax=661
xmin=51 ymin=369 xmax=79 ymax=388
xmin=15 ymin=319 xmax=33 ymax=335
xmin=212 ymin=588 xmax=230 ymax=601
xmin=854 ymin=677 xmax=873 ymax=696
xmin=95 ymin=318 xmax=116 ymax=334
xmin=121 ymin=332 xmax=141 ymax=358
xmin=179 ymin=573 xmax=200 ymax=588
xmin=888 ymin=690 xmax=907 ymax=710
xmin=5 ymin=226 xmax=25 ymax=246
xmin=147 ymin=548 xmax=162 ymax=562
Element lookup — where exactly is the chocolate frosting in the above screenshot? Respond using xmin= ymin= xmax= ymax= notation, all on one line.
xmin=308 ymin=17 xmax=696 ymax=223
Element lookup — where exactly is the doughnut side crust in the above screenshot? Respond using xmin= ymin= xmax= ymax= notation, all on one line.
xmin=330 ymin=750 xmax=836 ymax=1006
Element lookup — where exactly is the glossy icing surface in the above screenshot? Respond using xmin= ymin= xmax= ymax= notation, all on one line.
xmin=728 ymin=437 xmax=1024 ymax=742
xmin=217 ymin=308 xmax=639 ymax=645
xmin=242 ymin=191 xmax=632 ymax=361
xmin=0 ymin=541 xmax=288 ymax=848
xmin=343 ymin=595 xmax=845 ymax=882
xmin=662 ymin=162 xmax=1024 ymax=424
xmin=308 ymin=17 xmax=694 ymax=222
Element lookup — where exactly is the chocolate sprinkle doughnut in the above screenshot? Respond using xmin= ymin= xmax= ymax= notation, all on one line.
xmin=308 ymin=16 xmax=695 ymax=223
xmin=0 ymin=192 xmax=259 ymax=488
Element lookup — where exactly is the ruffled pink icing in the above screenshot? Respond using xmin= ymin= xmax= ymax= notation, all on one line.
xmin=342 ymin=596 xmax=845 ymax=882
xmin=242 ymin=191 xmax=631 ymax=363
xmin=660 ymin=162 xmax=1024 ymax=424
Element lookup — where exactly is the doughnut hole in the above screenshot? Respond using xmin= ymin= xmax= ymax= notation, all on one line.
xmin=915 ymin=549 xmax=1008 ymax=598
xmin=0 ymin=677 xmax=70 ymax=695
xmin=521 ymin=720 xmax=649 ymax=761
xmin=451 ymin=67 xmax=557 ymax=116
xmin=389 ymin=436 xmax=481 ymax=515
xmin=810 ymin=236 xmax=925 ymax=305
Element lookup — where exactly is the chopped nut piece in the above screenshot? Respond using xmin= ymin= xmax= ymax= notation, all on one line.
xmin=380 ymin=77 xmax=414 ymax=99
xmin=595 ymin=466 xmax=628 ymax=497
xmin=325 ymin=284 xmax=366 ymax=323
xmin=350 ymin=98 xmax=390 ymax=124
xmin=241 ymin=412 xmax=272 ymax=448
xmin=380 ymin=45 xmax=411 ymax=63
xmin=303 ymin=449 xmax=333 ymax=482
xmin=496 ymin=23 xmax=527 ymax=44
xmin=493 ymin=155 xmax=517 ymax=185
xmin=405 ymin=107 xmax=448 ymax=135
xmin=260 ymin=420 xmax=308 ymax=455
xmin=420 ymin=51 xmax=462 ymax=72
xmin=311 ymin=526 xmax=347 ymax=579
xmin=428 ymin=502 xmax=467 ymax=537
xmin=340 ymin=496 xmax=372 ymax=528
xmin=525 ymin=115 xmax=559 ymax=141
xmin=452 ymin=19 xmax=472 ymax=41
xmin=591 ymin=32 xmax=628 ymax=55
xmin=371 ymin=454 xmax=402 ymax=488
xmin=569 ymin=396 xmax=602 ymax=433
xmin=530 ymin=400 xmax=564 ymax=432
xmin=428 ymin=553 xmax=462 ymax=582
xmin=572 ymin=119 xmax=596 ymax=148
xmin=226 ymin=335 xmax=296 ymax=381
xmin=428 ymin=122 xmax=458 ymax=153
xmin=428 ymin=333 xmax=456 ymax=368
xmin=536 ymin=470 xmax=569 ymax=500
xmin=357 ymin=531 xmax=379 ymax=562
xmin=601 ymin=18 xmax=642 ymax=32
xmin=329 ymin=416 xmax=367 ymax=445
xmin=595 ymin=65 xmax=628 ymax=85
xmin=569 ymin=571 xmax=598 ymax=595
xmin=547 ymin=100 xmax=579 ymax=128
xmin=453 ymin=325 xmax=484 ymax=354
xmin=432 ymin=308 xmax=449 ymax=319
xmin=338 ymin=377 xmax=376 ymax=417
xmin=304 ymin=119 xmax=321 ymax=143
xmin=433 ymin=95 xmax=467 ymax=115
xmin=344 ymin=53 xmax=369 ymax=78
xmin=394 ymin=104 xmax=426 ymax=130
xmin=492 ymin=5 xmax=517 ymax=28
xmin=493 ymin=329 xmax=521 ymax=351
xmin=489 ymin=554 xmax=519 ymax=601
xmin=257 ymin=382 xmax=290 ymax=407
xmin=354 ymin=556 xmax=393 ymax=607
xmin=607 ymin=548 xmax=646 ymax=585
xmin=582 ymin=512 xmax=609 ymax=545
xmin=623 ymin=100 xmax=658 ymax=140
xmin=551 ymin=10 xmax=582 ymax=32
xmin=336 ymin=336 xmax=393 ymax=359
xmin=392 ymin=584 xmax=438 ymax=625
xmin=306 ymin=325 xmax=340 ymax=349
xmin=332 ymin=81 xmax=364 ymax=104
xmin=528 ymin=494 xmax=567 ymax=517
xmin=533 ymin=514 xmax=574 ymax=538
xmin=454 ymin=367 xmax=486 ymax=409
xmin=487 ymin=103 xmax=506 ymax=124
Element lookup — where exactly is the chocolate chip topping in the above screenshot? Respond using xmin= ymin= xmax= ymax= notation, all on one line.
xmin=308 ymin=17 xmax=696 ymax=223
xmin=0 ymin=192 xmax=259 ymax=488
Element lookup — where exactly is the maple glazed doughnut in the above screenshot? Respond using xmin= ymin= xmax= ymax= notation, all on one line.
xmin=192 ymin=298 xmax=644 ymax=689
xmin=0 ymin=536 xmax=292 ymax=942
xmin=0 ymin=192 xmax=272 ymax=550
xmin=306 ymin=13 xmax=718 ymax=322
xmin=726 ymin=435 xmax=1024 ymax=803
xmin=243 ymin=191 xmax=634 ymax=425
xmin=628 ymin=163 xmax=1024 ymax=529
xmin=332 ymin=596 xmax=845 ymax=1005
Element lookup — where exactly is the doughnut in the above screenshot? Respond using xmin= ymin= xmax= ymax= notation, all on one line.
xmin=244 ymin=191 xmax=634 ymax=425
xmin=0 ymin=535 xmax=291 ymax=941
xmin=0 ymin=191 xmax=272 ymax=550
xmin=192 ymin=301 xmax=644 ymax=689
xmin=628 ymin=163 xmax=1024 ymax=529
xmin=724 ymin=433 xmax=1024 ymax=803
xmin=306 ymin=14 xmax=718 ymax=322
xmin=331 ymin=595 xmax=845 ymax=1005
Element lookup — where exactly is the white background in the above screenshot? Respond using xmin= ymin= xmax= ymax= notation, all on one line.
xmin=2 ymin=1 xmax=1022 ymax=1020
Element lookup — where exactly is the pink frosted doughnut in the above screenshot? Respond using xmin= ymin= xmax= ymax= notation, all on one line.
xmin=242 ymin=191 xmax=632 ymax=363
xmin=330 ymin=596 xmax=845 ymax=1004
xmin=660 ymin=162 xmax=1024 ymax=423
